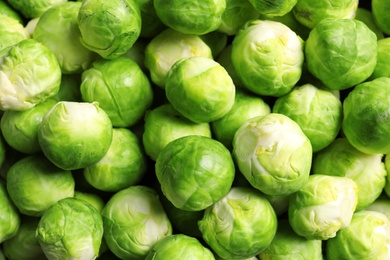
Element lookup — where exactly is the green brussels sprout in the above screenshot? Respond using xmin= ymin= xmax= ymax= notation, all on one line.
xmin=84 ymin=128 xmax=147 ymax=192
xmin=51 ymin=74 xmax=82 ymax=102
xmin=233 ymin=113 xmax=312 ymax=196
xmin=165 ymin=56 xmax=235 ymax=123
xmin=6 ymin=155 xmax=75 ymax=216
xmin=154 ymin=0 xmax=226 ymax=35
xmin=145 ymin=234 xmax=215 ymax=260
xmin=231 ymin=20 xmax=304 ymax=97
xmin=33 ymin=2 xmax=97 ymax=74
xmin=74 ymin=191 xmax=105 ymax=213
xmin=0 ymin=1 xmax=23 ymax=24
xmin=263 ymin=193 xmax=291 ymax=217
xmin=198 ymin=186 xmax=277 ymax=259
xmin=101 ymin=186 xmax=172 ymax=260
xmin=211 ymin=89 xmax=271 ymax=150
xmin=133 ymin=0 xmax=166 ymax=38
xmin=217 ymin=0 xmax=259 ymax=36
xmin=200 ymin=31 xmax=228 ymax=58
xmin=216 ymin=45 xmax=245 ymax=88
xmin=365 ymin=198 xmax=390 ymax=219
xmin=293 ymin=0 xmax=358 ymax=29
xmin=258 ymin=219 xmax=323 ymax=260
xmin=155 ymin=135 xmax=235 ymax=211
xmin=121 ymin=39 xmax=147 ymax=72
xmin=0 ymin=14 xmax=29 ymax=52
xmin=288 ymin=174 xmax=358 ymax=240
xmin=142 ymin=103 xmax=212 ymax=161
xmin=38 ymin=101 xmax=113 ymax=170
xmin=1 ymin=98 xmax=57 ymax=154
xmin=144 ymin=28 xmax=213 ymax=88
xmin=305 ymin=18 xmax=377 ymax=91
xmin=3 ymin=217 xmax=45 ymax=260
xmin=342 ymin=77 xmax=390 ymax=154
xmin=326 ymin=210 xmax=390 ymax=259
xmin=372 ymin=0 xmax=390 ymax=35
xmin=81 ymin=57 xmax=153 ymax=127
xmin=0 ymin=39 xmax=61 ymax=111
xmin=6 ymin=0 xmax=67 ymax=18
xmin=77 ymin=0 xmax=141 ymax=59
xmin=36 ymin=197 xmax=104 ymax=260
xmin=0 ymin=181 xmax=20 ymax=243
xmin=312 ymin=138 xmax=387 ymax=210
xmin=355 ymin=7 xmax=384 ymax=40
xmin=248 ymin=0 xmax=298 ymax=17
xmin=273 ymin=83 xmax=343 ymax=152
xmin=370 ymin=38 xmax=390 ymax=80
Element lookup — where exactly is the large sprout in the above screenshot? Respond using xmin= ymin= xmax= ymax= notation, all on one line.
xmin=0 ymin=181 xmax=20 ymax=243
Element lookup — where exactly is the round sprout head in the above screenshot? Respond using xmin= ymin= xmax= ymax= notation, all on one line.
xmin=0 ymin=181 xmax=20 ymax=244
xmin=372 ymin=0 xmax=390 ymax=35
xmin=248 ymin=0 xmax=298 ymax=17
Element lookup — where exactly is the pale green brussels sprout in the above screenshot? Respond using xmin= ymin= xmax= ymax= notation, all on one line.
xmin=248 ymin=0 xmax=298 ymax=17
xmin=0 ymin=38 xmax=61 ymax=111
xmin=232 ymin=113 xmax=312 ymax=196
xmin=217 ymin=0 xmax=260 ymax=36
xmin=74 ymin=191 xmax=105 ymax=213
xmin=273 ymin=83 xmax=343 ymax=152
xmin=51 ymin=74 xmax=82 ymax=102
xmin=145 ymin=234 xmax=215 ymax=260
xmin=0 ymin=181 xmax=20 ymax=243
xmin=231 ymin=20 xmax=304 ymax=97
xmin=198 ymin=186 xmax=277 ymax=259
xmin=289 ymin=174 xmax=358 ymax=240
xmin=84 ymin=128 xmax=147 ymax=192
xmin=38 ymin=101 xmax=113 ymax=170
xmin=1 ymin=98 xmax=57 ymax=154
xmin=263 ymin=193 xmax=291 ymax=217
xmin=312 ymin=138 xmax=387 ymax=210
xmin=33 ymin=2 xmax=97 ymax=74
xmin=0 ymin=0 xmax=23 ymax=24
xmin=200 ymin=31 xmax=228 ymax=58
xmin=6 ymin=155 xmax=75 ymax=216
xmin=144 ymin=28 xmax=213 ymax=88
xmin=6 ymin=0 xmax=67 ymax=18
xmin=80 ymin=57 xmax=153 ymax=127
xmin=165 ymin=56 xmax=235 ymax=123
xmin=142 ymin=103 xmax=212 ymax=161
xmin=101 ymin=186 xmax=172 ymax=260
xmin=36 ymin=197 xmax=104 ymax=260
xmin=355 ymin=7 xmax=384 ymax=40
xmin=258 ymin=219 xmax=323 ymax=260
xmin=133 ymin=0 xmax=166 ymax=38
xmin=0 ymin=14 xmax=29 ymax=52
xmin=305 ymin=18 xmax=377 ymax=91
xmin=342 ymin=77 xmax=390 ymax=154
xmin=370 ymin=38 xmax=390 ymax=80
xmin=77 ymin=0 xmax=141 ymax=59
xmin=156 ymin=135 xmax=235 ymax=211
xmin=154 ymin=0 xmax=226 ymax=35
xmin=326 ymin=210 xmax=390 ymax=259
xmin=365 ymin=198 xmax=390 ymax=219
xmin=293 ymin=0 xmax=358 ymax=29
xmin=372 ymin=0 xmax=390 ymax=35
xmin=211 ymin=89 xmax=271 ymax=150
xmin=3 ymin=217 xmax=45 ymax=260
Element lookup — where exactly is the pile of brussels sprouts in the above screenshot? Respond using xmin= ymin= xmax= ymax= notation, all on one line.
xmin=1 ymin=0 xmax=390 ymax=259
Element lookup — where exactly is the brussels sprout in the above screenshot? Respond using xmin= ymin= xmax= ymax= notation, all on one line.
xmin=0 ymin=1 xmax=23 ymax=23
xmin=77 ymin=0 xmax=141 ymax=59
xmin=6 ymin=0 xmax=67 ymax=18
xmin=84 ymin=128 xmax=147 ymax=192
xmin=200 ymin=31 xmax=228 ymax=58
xmin=6 ymin=155 xmax=75 ymax=216
xmin=142 ymin=103 xmax=212 ymax=161
xmin=258 ymin=219 xmax=323 ymax=260
xmin=211 ymin=89 xmax=271 ymax=150
xmin=365 ymin=198 xmax=390 ymax=219
xmin=326 ymin=210 xmax=390 ymax=259
xmin=273 ymin=83 xmax=343 ymax=152
xmin=154 ymin=0 xmax=226 ymax=35
xmin=74 ymin=191 xmax=105 ymax=213
xmin=101 ymin=186 xmax=172 ymax=260
xmin=0 ymin=39 xmax=61 ymax=111
xmin=145 ymin=234 xmax=215 ymax=260
xmin=156 ymin=135 xmax=235 ymax=211
xmin=312 ymin=138 xmax=387 ymax=210
xmin=33 ymin=2 xmax=97 ymax=74
xmin=144 ymin=28 xmax=213 ymax=88
xmin=51 ymin=74 xmax=82 ymax=102
xmin=342 ymin=77 xmax=390 ymax=154
xmin=36 ymin=197 xmax=104 ymax=260
xmin=248 ymin=0 xmax=298 ymax=17
xmin=3 ymin=217 xmax=45 ymax=260
xmin=289 ymin=174 xmax=358 ymax=240
xmin=233 ymin=113 xmax=312 ymax=196
xmin=355 ymin=7 xmax=384 ymax=40
xmin=0 ymin=181 xmax=20 ymax=243
xmin=165 ymin=56 xmax=235 ymax=123
xmin=305 ymin=18 xmax=377 ymax=91
xmin=121 ymin=39 xmax=147 ymax=72
xmin=24 ymin=17 xmax=39 ymax=37
xmin=217 ymin=0 xmax=259 ymax=36
xmin=133 ymin=0 xmax=166 ymax=38
xmin=231 ymin=20 xmax=304 ymax=97
xmin=80 ymin=57 xmax=153 ymax=127
xmin=370 ymin=38 xmax=390 ymax=80
xmin=372 ymin=0 xmax=390 ymax=35
xmin=216 ymin=45 xmax=244 ymax=88
xmin=198 ymin=186 xmax=277 ymax=259
xmin=38 ymin=101 xmax=113 ymax=170
xmin=263 ymin=193 xmax=291 ymax=217
xmin=293 ymin=0 xmax=358 ymax=29
xmin=0 ymin=14 xmax=29 ymax=52
xmin=1 ymin=98 xmax=57 ymax=154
